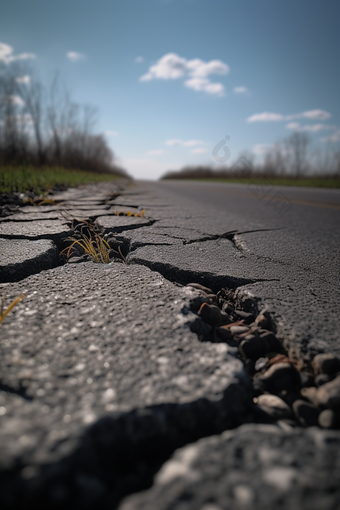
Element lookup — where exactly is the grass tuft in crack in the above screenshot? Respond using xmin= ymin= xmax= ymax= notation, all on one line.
xmin=61 ymin=219 xmax=126 ymax=264
xmin=0 ymin=294 xmax=24 ymax=325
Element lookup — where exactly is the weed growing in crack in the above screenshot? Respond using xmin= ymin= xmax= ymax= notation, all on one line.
xmin=61 ymin=219 xmax=126 ymax=264
xmin=114 ymin=209 xmax=145 ymax=217
xmin=0 ymin=294 xmax=24 ymax=325
xmin=23 ymin=196 xmax=57 ymax=206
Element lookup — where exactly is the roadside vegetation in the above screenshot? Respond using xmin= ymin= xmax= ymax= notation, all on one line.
xmin=0 ymin=165 xmax=119 ymax=195
xmin=162 ymin=132 xmax=340 ymax=188
xmin=0 ymin=62 xmax=126 ymax=196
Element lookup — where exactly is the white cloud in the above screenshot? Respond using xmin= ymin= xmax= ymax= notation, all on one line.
xmin=15 ymin=75 xmax=31 ymax=84
xmin=66 ymin=51 xmax=86 ymax=62
xmin=233 ymin=86 xmax=248 ymax=94
xmin=184 ymin=77 xmax=224 ymax=96
xmin=287 ymin=109 xmax=331 ymax=121
xmin=165 ymin=139 xmax=206 ymax=147
xmin=253 ymin=143 xmax=275 ymax=155
xmin=191 ymin=147 xmax=209 ymax=154
xmin=247 ymin=112 xmax=284 ymax=122
xmin=104 ymin=130 xmax=119 ymax=137
xmin=186 ymin=58 xmax=229 ymax=78
xmin=135 ymin=56 xmax=144 ymax=63
xmin=248 ymin=109 xmax=332 ymax=123
xmin=145 ymin=149 xmax=166 ymax=156
xmin=320 ymin=129 xmax=340 ymax=142
xmin=139 ymin=52 xmax=228 ymax=96
xmin=286 ymin=122 xmax=337 ymax=132
xmin=0 ymin=42 xmax=36 ymax=64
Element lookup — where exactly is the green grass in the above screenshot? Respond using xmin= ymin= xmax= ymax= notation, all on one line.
xmin=177 ymin=177 xmax=340 ymax=188
xmin=0 ymin=165 xmax=120 ymax=194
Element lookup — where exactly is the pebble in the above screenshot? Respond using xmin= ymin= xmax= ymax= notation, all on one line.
xmin=312 ymin=353 xmax=340 ymax=376
xmin=199 ymin=304 xmax=230 ymax=327
xmin=315 ymin=375 xmax=340 ymax=409
xmin=190 ymin=296 xmax=210 ymax=313
xmin=187 ymin=283 xmax=214 ymax=294
xmin=255 ymin=313 xmax=270 ymax=329
xmin=318 ymin=409 xmax=340 ymax=429
xmin=315 ymin=374 xmax=331 ymax=387
xmin=215 ymin=327 xmax=234 ymax=343
xmin=230 ymin=326 xmax=249 ymax=335
xmin=255 ymin=363 xmax=299 ymax=394
xmin=234 ymin=310 xmax=255 ymax=324
xmin=300 ymin=387 xmax=319 ymax=407
xmin=299 ymin=372 xmax=315 ymax=388
xmin=260 ymin=332 xmax=282 ymax=352
xmin=292 ymin=399 xmax=319 ymax=427
xmin=240 ymin=336 xmax=268 ymax=361
xmin=257 ymin=394 xmax=293 ymax=420
xmin=255 ymin=357 xmax=269 ymax=371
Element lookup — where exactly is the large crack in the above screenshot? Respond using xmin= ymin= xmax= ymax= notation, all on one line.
xmin=1 ymin=186 xmax=339 ymax=509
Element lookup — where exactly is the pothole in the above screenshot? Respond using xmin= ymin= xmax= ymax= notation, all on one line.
xmin=186 ymin=281 xmax=340 ymax=430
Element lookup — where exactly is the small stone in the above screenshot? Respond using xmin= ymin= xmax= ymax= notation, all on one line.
xmin=315 ymin=375 xmax=340 ymax=409
xmin=199 ymin=304 xmax=227 ymax=327
xmin=319 ymin=409 xmax=340 ymax=429
xmin=312 ymin=354 xmax=340 ymax=376
xmin=240 ymin=336 xmax=268 ymax=361
xmin=260 ymin=332 xmax=281 ymax=352
xmin=230 ymin=326 xmax=249 ymax=335
xmin=255 ymin=363 xmax=299 ymax=394
xmin=190 ymin=296 xmax=210 ymax=313
xmin=186 ymin=282 xmax=213 ymax=294
xmin=257 ymin=394 xmax=293 ymax=420
xmin=215 ymin=327 xmax=233 ymax=343
xmin=292 ymin=399 xmax=319 ymax=427
xmin=255 ymin=313 xmax=270 ymax=329
xmin=234 ymin=310 xmax=255 ymax=323
xmin=315 ymin=373 xmax=331 ymax=387
xmin=190 ymin=318 xmax=212 ymax=340
xmin=300 ymin=387 xmax=319 ymax=407
xmin=255 ymin=357 xmax=269 ymax=371
xmin=299 ymin=372 xmax=315 ymax=388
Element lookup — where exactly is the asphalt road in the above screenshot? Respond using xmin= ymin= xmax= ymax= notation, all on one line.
xmin=128 ymin=180 xmax=340 ymax=358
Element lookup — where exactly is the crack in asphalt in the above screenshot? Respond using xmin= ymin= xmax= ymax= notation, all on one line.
xmin=2 ymin=186 xmax=337 ymax=510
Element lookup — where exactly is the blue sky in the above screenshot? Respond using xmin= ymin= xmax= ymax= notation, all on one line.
xmin=1 ymin=0 xmax=339 ymax=179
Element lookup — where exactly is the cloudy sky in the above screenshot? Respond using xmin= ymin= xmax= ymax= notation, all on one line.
xmin=1 ymin=0 xmax=339 ymax=179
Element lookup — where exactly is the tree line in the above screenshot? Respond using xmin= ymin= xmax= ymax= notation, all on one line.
xmin=162 ymin=132 xmax=340 ymax=180
xmin=0 ymin=64 xmax=125 ymax=175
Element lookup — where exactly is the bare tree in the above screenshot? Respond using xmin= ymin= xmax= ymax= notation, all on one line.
xmin=284 ymin=132 xmax=309 ymax=177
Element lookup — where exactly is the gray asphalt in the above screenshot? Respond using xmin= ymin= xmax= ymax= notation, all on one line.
xmin=125 ymin=180 xmax=340 ymax=358
xmin=1 ymin=179 xmax=340 ymax=509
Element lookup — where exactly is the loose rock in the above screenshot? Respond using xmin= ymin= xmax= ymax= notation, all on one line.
xmin=312 ymin=353 xmax=340 ymax=377
xmin=186 ymin=283 xmax=214 ymax=294
xmin=230 ymin=325 xmax=249 ymax=335
xmin=293 ymin=399 xmax=319 ymax=427
xmin=240 ymin=336 xmax=268 ymax=361
xmin=319 ymin=409 xmax=340 ymax=429
xmin=315 ymin=374 xmax=331 ymax=387
xmin=257 ymin=394 xmax=293 ymax=420
xmin=255 ymin=363 xmax=299 ymax=394
xmin=315 ymin=375 xmax=340 ymax=408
